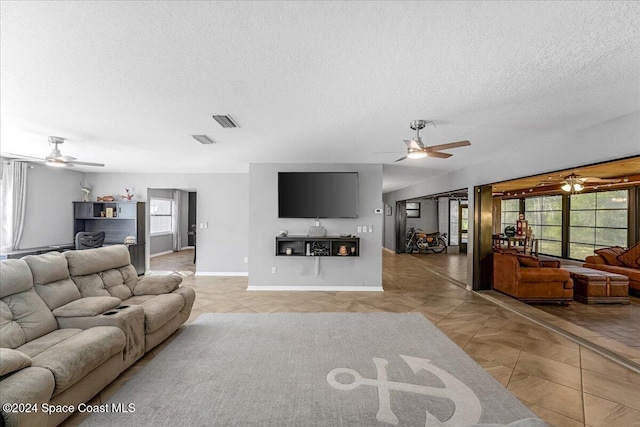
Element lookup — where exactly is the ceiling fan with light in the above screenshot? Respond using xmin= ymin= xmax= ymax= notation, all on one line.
xmin=541 ymin=173 xmax=621 ymax=193
xmin=2 ymin=136 xmax=105 ymax=168
xmin=370 ymin=120 xmax=471 ymax=162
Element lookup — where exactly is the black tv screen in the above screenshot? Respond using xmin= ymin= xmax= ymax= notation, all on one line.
xmin=278 ymin=172 xmax=358 ymax=218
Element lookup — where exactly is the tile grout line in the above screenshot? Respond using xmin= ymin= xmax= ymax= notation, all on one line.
xmin=476 ymin=292 xmax=640 ymax=375
xmin=579 ymin=346 xmax=587 ymax=427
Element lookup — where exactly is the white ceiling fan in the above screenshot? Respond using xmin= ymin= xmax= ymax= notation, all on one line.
xmin=2 ymin=136 xmax=105 ymax=168
xmin=370 ymin=120 xmax=471 ymax=162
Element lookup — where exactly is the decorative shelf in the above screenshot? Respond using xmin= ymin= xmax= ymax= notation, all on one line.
xmin=275 ymin=235 xmax=360 ymax=257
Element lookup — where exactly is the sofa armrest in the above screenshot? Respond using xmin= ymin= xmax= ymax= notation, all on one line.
xmin=1 ymin=366 xmax=55 ymax=427
xmin=52 ymin=296 xmax=121 ymax=317
xmin=56 ymin=305 xmax=146 ymax=367
xmin=585 ymin=255 xmax=606 ymax=265
xmin=133 ymin=275 xmax=182 ymax=296
xmin=540 ymin=260 xmax=561 ymax=268
xmin=0 ymin=348 xmax=31 ymax=377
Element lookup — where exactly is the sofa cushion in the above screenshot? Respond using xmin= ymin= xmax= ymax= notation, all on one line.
xmin=585 ymin=264 xmax=640 ymax=282
xmin=31 ymin=326 xmax=125 ymax=396
xmin=0 ymin=288 xmax=58 ymax=349
xmin=0 ymin=259 xmax=33 ymax=298
xmin=516 ymin=254 xmax=541 ymax=268
xmin=17 ymin=329 xmax=82 ymax=358
xmin=133 ymin=275 xmax=182 ymax=296
xmin=0 ymin=347 xmax=32 ymax=376
xmin=123 ymin=293 xmax=184 ymax=334
xmin=595 ymin=246 xmax=626 ymax=266
xmin=52 ymin=297 xmax=121 ymax=317
xmin=519 ymin=268 xmax=572 ymax=286
xmin=100 ymin=269 xmax=134 ymax=300
xmin=23 ymin=252 xmax=82 ymax=310
xmin=65 ymin=245 xmax=131 ymax=276
xmin=71 ymin=273 xmax=111 ymax=297
xmin=617 ymin=243 xmax=640 ymax=268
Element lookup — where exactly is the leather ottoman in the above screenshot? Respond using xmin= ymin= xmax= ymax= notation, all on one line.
xmin=562 ymin=266 xmax=629 ymax=304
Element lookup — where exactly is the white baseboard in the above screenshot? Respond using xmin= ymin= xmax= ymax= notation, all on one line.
xmin=180 ymin=246 xmax=195 ymax=250
xmin=247 ymin=285 xmax=383 ymax=292
xmin=196 ymin=272 xmax=249 ymax=277
xmin=150 ymin=250 xmax=173 ymax=258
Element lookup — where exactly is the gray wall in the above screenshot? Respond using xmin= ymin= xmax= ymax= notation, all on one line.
xmin=248 ymin=163 xmax=383 ymax=288
xmin=180 ymin=190 xmax=189 ymax=248
xmin=406 ymin=199 xmax=438 ymax=233
xmin=13 ymin=163 xmax=87 ymax=248
xmin=85 ymin=173 xmax=249 ymax=274
xmin=383 ymin=110 xmax=640 ymax=288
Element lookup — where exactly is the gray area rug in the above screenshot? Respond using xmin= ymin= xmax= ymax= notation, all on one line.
xmin=82 ymin=313 xmax=546 ymax=426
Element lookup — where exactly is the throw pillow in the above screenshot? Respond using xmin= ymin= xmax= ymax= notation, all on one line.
xmin=617 ymin=243 xmax=640 ymax=268
xmin=517 ymin=254 xmax=541 ymax=268
xmin=595 ymin=246 xmax=626 ymax=266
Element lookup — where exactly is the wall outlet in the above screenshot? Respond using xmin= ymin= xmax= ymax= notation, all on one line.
xmin=271 ymin=267 xmax=277 ymax=274
xmin=368 ymin=225 xmax=373 ymax=232
xmin=244 ymin=257 xmax=248 ymax=263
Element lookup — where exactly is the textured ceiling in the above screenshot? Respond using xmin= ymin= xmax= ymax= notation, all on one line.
xmin=1 ymin=1 xmax=639 ymax=192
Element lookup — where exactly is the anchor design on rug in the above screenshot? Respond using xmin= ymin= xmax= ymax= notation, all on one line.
xmin=327 ymin=355 xmax=482 ymax=426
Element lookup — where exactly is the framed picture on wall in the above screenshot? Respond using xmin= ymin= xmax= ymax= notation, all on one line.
xmin=406 ymin=202 xmax=421 ymax=218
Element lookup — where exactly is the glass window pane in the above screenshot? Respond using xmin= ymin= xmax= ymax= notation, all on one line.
xmin=539 ymin=225 xmax=562 ymax=241
xmin=540 ymin=240 xmax=562 ymax=257
xmin=596 ymin=228 xmax=628 ymax=247
xmin=503 ymin=199 xmax=519 ymax=211
xmin=569 ymin=243 xmax=596 ymax=260
xmin=595 ymin=210 xmax=627 ymax=228
xmin=596 ymin=190 xmax=628 ymax=209
xmin=571 ymin=193 xmax=596 ymax=210
xmin=542 ymin=211 xmax=562 ymax=226
xmin=150 ymin=199 xmax=172 ymax=215
xmin=570 ymin=210 xmax=595 ymax=227
xmin=570 ymin=226 xmax=595 ymax=244
xmin=150 ymin=216 xmax=172 ymax=234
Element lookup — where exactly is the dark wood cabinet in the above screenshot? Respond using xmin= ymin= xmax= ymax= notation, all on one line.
xmin=73 ymin=202 xmax=146 ymax=274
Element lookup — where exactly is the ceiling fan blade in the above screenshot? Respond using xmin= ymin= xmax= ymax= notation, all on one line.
xmin=58 ymin=155 xmax=77 ymax=162
xmin=369 ymin=151 xmax=404 ymax=155
xmin=426 ymin=140 xmax=471 ymax=151
xmin=68 ymin=160 xmax=105 ymax=167
xmin=427 ymin=151 xmax=452 ymax=159
xmin=403 ymin=139 xmax=422 ymax=150
xmin=394 ymin=156 xmax=408 ymax=162
xmin=582 ymin=177 xmax=621 ymax=183
xmin=1 ymin=153 xmax=46 ymax=162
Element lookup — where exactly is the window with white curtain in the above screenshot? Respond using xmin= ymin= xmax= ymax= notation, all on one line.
xmin=150 ymin=198 xmax=173 ymax=235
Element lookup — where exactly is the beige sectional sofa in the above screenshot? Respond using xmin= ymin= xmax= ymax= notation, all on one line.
xmin=0 ymin=245 xmax=195 ymax=427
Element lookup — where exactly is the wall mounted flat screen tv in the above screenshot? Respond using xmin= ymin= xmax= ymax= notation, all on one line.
xmin=278 ymin=172 xmax=358 ymax=218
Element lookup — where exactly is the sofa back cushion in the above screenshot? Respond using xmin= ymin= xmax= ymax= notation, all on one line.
xmin=516 ymin=254 xmax=541 ymax=268
xmin=595 ymin=246 xmax=626 ymax=266
xmin=24 ymin=252 xmax=81 ymax=310
xmin=65 ymin=246 xmax=137 ymax=299
xmin=0 ymin=260 xmax=58 ymax=349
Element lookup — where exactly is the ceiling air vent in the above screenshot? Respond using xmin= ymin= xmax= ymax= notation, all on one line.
xmin=192 ymin=135 xmax=216 ymax=144
xmin=212 ymin=115 xmax=239 ymax=128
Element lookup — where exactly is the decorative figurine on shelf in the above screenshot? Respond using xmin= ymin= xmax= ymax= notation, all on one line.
xmin=97 ymin=195 xmax=115 ymax=202
xmin=121 ymin=188 xmax=134 ymax=201
xmin=80 ymin=182 xmax=93 ymax=202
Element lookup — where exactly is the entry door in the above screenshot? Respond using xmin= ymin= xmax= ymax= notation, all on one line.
xmin=459 ymin=204 xmax=468 ymax=254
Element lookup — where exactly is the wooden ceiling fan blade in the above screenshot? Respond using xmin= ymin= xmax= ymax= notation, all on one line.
xmin=394 ymin=156 xmax=408 ymax=162
xmin=427 ymin=151 xmax=452 ymax=159
xmin=2 ymin=153 xmax=46 ymax=162
xmin=583 ymin=177 xmax=621 ymax=183
xmin=69 ymin=160 xmax=105 ymax=167
xmin=426 ymin=140 xmax=471 ymax=151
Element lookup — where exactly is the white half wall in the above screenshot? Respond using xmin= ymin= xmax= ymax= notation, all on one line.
xmin=85 ymin=173 xmax=249 ymax=274
xmin=248 ymin=163 xmax=383 ymax=288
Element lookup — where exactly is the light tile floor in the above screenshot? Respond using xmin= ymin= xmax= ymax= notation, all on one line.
xmin=62 ymin=249 xmax=640 ymax=426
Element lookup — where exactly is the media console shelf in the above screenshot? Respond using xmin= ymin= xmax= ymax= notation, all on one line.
xmin=275 ymin=236 xmax=360 ymax=257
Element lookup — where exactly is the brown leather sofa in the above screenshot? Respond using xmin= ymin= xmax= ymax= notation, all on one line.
xmin=584 ymin=255 xmax=640 ymax=296
xmin=493 ymin=252 xmax=573 ymax=304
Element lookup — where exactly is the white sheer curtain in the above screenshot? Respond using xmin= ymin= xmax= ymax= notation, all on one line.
xmin=1 ymin=161 xmax=28 ymax=251
xmin=172 ymin=190 xmax=182 ymax=251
